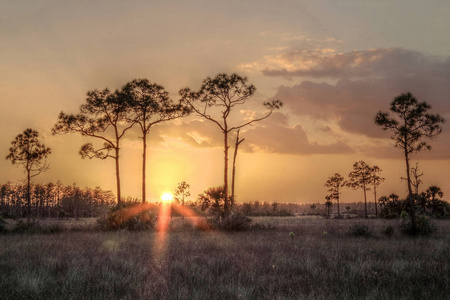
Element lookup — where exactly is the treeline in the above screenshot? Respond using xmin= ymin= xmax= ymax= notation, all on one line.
xmin=0 ymin=182 xmax=115 ymax=219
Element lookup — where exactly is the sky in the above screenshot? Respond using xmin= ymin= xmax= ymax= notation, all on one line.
xmin=1 ymin=0 xmax=450 ymax=204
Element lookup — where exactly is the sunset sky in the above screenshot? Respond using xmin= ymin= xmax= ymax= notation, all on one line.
xmin=1 ymin=0 xmax=450 ymax=204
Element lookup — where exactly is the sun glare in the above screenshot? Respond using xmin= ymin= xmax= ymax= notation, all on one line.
xmin=161 ymin=193 xmax=173 ymax=202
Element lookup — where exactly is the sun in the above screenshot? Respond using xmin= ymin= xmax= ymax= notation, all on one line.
xmin=161 ymin=193 xmax=173 ymax=202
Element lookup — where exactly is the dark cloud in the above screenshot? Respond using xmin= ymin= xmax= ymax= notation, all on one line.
xmin=270 ymin=48 xmax=450 ymax=144
xmin=262 ymin=48 xmax=450 ymax=80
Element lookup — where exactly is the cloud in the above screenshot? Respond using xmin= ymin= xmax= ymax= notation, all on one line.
xmin=240 ymin=124 xmax=353 ymax=155
xmin=268 ymin=48 xmax=450 ymax=145
xmin=246 ymin=48 xmax=450 ymax=80
xmin=146 ymin=117 xmax=352 ymax=156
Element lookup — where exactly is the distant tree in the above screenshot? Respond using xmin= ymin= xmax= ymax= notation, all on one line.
xmin=180 ymin=73 xmax=282 ymax=216
xmin=375 ymin=92 xmax=444 ymax=230
xmin=198 ymin=186 xmax=225 ymax=217
xmin=310 ymin=204 xmax=317 ymax=215
xmin=324 ymin=173 xmax=345 ymax=216
xmin=53 ymin=87 xmax=135 ymax=207
xmin=425 ymin=185 xmax=443 ymax=202
xmin=345 ymin=206 xmax=351 ymax=214
xmin=174 ymin=181 xmax=190 ymax=206
xmin=369 ymin=166 xmax=384 ymax=216
xmin=6 ymin=129 xmax=51 ymax=217
xmin=325 ymin=195 xmax=333 ymax=218
xmin=346 ymin=161 xmax=372 ymax=218
xmin=272 ymin=202 xmax=278 ymax=212
xmin=121 ymin=79 xmax=189 ymax=203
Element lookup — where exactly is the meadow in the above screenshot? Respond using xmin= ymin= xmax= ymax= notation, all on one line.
xmin=0 ymin=217 xmax=449 ymax=300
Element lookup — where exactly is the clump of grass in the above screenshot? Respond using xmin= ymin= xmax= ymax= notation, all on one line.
xmin=348 ymin=223 xmax=373 ymax=237
xmin=208 ymin=213 xmax=252 ymax=231
xmin=381 ymin=225 xmax=395 ymax=237
xmin=401 ymin=215 xmax=436 ymax=236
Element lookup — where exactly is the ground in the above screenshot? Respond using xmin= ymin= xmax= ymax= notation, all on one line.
xmin=0 ymin=217 xmax=449 ymax=299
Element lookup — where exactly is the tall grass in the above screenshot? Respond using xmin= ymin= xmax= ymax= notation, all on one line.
xmin=0 ymin=218 xmax=449 ymax=299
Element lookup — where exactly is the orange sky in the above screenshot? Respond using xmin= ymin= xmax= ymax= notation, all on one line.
xmin=1 ymin=1 xmax=449 ymax=203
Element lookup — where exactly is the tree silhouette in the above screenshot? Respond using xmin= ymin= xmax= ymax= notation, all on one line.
xmin=375 ymin=92 xmax=444 ymax=230
xmin=53 ymin=88 xmax=134 ymax=207
xmin=369 ymin=166 xmax=384 ymax=216
xmin=324 ymin=173 xmax=345 ymax=216
xmin=121 ymin=79 xmax=189 ymax=203
xmin=6 ymin=129 xmax=51 ymax=217
xmin=346 ymin=161 xmax=372 ymax=218
xmin=409 ymin=163 xmax=423 ymax=195
xmin=180 ymin=73 xmax=282 ymax=215
xmin=325 ymin=195 xmax=333 ymax=218
xmin=174 ymin=181 xmax=190 ymax=206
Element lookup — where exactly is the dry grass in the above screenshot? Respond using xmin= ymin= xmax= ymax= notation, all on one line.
xmin=0 ymin=217 xmax=449 ymax=299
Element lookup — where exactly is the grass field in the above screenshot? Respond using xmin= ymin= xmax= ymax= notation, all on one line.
xmin=0 ymin=217 xmax=449 ymax=299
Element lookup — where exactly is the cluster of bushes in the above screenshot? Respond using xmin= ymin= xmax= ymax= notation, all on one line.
xmin=379 ymin=192 xmax=450 ymax=219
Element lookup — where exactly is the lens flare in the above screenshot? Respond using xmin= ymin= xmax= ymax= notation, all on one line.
xmin=161 ymin=193 xmax=173 ymax=202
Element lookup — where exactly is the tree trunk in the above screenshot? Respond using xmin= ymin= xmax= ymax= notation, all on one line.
xmin=363 ymin=182 xmax=368 ymax=218
xmin=223 ymin=129 xmax=229 ymax=216
xmin=337 ymin=193 xmax=340 ymax=216
xmin=374 ymin=184 xmax=378 ymax=216
xmin=27 ymin=169 xmax=31 ymax=218
xmin=115 ymin=146 xmax=121 ymax=208
xmin=231 ymin=129 xmax=244 ymax=211
xmin=404 ymin=150 xmax=417 ymax=232
xmin=142 ymin=130 xmax=147 ymax=203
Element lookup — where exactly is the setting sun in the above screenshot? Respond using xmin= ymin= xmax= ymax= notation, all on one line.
xmin=161 ymin=193 xmax=174 ymax=202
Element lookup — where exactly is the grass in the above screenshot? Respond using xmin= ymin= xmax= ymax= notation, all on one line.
xmin=0 ymin=217 xmax=449 ymax=299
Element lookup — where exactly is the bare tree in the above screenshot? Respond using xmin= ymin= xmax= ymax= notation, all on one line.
xmin=346 ymin=161 xmax=372 ymax=218
xmin=231 ymin=129 xmax=245 ymax=209
xmin=324 ymin=173 xmax=345 ymax=216
xmin=53 ymin=88 xmax=134 ymax=207
xmin=180 ymin=73 xmax=282 ymax=216
xmin=121 ymin=79 xmax=189 ymax=203
xmin=409 ymin=163 xmax=424 ymax=195
xmin=370 ymin=166 xmax=384 ymax=216
xmin=6 ymin=129 xmax=51 ymax=217
xmin=375 ymin=92 xmax=444 ymax=230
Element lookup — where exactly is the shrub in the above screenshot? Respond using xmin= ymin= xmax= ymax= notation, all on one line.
xmin=400 ymin=215 xmax=436 ymax=236
xmin=208 ymin=213 xmax=252 ymax=231
xmin=97 ymin=204 xmax=157 ymax=231
xmin=348 ymin=223 xmax=372 ymax=237
xmin=11 ymin=219 xmax=41 ymax=233
xmin=381 ymin=225 xmax=395 ymax=237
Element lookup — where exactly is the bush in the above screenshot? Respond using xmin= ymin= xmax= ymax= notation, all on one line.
xmin=400 ymin=215 xmax=436 ymax=236
xmin=208 ymin=213 xmax=252 ymax=231
xmin=97 ymin=204 xmax=157 ymax=231
xmin=381 ymin=225 xmax=395 ymax=237
xmin=348 ymin=224 xmax=372 ymax=237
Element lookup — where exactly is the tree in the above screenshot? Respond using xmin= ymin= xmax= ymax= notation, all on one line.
xmin=180 ymin=73 xmax=282 ymax=215
xmin=121 ymin=79 xmax=189 ymax=203
xmin=325 ymin=195 xmax=333 ymax=218
xmin=369 ymin=166 xmax=384 ymax=216
xmin=346 ymin=161 xmax=372 ymax=218
xmin=53 ymin=87 xmax=134 ymax=207
xmin=198 ymin=186 xmax=225 ymax=217
xmin=174 ymin=181 xmax=190 ymax=206
xmin=324 ymin=173 xmax=345 ymax=216
xmin=6 ymin=129 xmax=51 ymax=217
xmin=375 ymin=92 xmax=444 ymax=231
